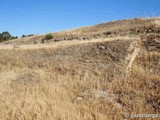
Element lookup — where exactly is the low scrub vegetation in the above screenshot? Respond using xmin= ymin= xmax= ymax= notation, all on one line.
xmin=44 ymin=33 xmax=53 ymax=40
xmin=21 ymin=34 xmax=34 ymax=38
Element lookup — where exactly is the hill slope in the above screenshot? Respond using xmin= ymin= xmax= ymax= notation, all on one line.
xmin=0 ymin=18 xmax=160 ymax=120
xmin=1 ymin=17 xmax=160 ymax=45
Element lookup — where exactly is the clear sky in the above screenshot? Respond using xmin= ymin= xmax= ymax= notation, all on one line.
xmin=0 ymin=0 xmax=160 ymax=37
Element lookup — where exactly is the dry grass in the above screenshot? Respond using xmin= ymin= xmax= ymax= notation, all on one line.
xmin=0 ymin=17 xmax=160 ymax=120
xmin=1 ymin=17 xmax=159 ymax=45
xmin=0 ymin=37 xmax=159 ymax=120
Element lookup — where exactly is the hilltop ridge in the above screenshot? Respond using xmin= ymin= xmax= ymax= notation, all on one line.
xmin=1 ymin=17 xmax=160 ymax=45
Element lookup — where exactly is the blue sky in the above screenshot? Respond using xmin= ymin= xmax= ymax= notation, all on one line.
xmin=0 ymin=0 xmax=160 ymax=37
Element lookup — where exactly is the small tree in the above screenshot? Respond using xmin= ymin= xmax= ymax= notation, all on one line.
xmin=0 ymin=33 xmax=2 ymax=40
xmin=1 ymin=31 xmax=11 ymax=41
xmin=0 ymin=33 xmax=2 ymax=42
xmin=0 ymin=31 xmax=17 ymax=42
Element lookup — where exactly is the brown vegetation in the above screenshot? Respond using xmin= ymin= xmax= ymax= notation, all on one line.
xmin=0 ymin=17 xmax=160 ymax=120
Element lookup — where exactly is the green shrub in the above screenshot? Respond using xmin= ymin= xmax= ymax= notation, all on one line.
xmin=44 ymin=34 xmax=53 ymax=40
xmin=28 ymin=34 xmax=34 ymax=37
xmin=22 ymin=35 xmax=27 ymax=38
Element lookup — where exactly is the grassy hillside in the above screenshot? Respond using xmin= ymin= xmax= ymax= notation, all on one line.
xmin=1 ymin=17 xmax=160 ymax=45
xmin=0 ymin=18 xmax=160 ymax=120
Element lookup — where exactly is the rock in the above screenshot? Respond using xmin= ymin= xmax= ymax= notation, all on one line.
xmin=76 ymin=97 xmax=83 ymax=101
xmin=148 ymin=46 xmax=156 ymax=51
xmin=96 ymin=90 xmax=108 ymax=98
xmin=146 ymin=97 xmax=160 ymax=112
xmin=75 ymin=97 xmax=83 ymax=103
xmin=99 ymin=46 xmax=105 ymax=50
xmin=104 ymin=32 xmax=112 ymax=36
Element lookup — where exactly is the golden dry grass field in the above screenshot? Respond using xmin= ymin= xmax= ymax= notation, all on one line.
xmin=0 ymin=18 xmax=160 ymax=120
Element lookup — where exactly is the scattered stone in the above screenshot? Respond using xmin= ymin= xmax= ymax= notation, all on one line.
xmin=96 ymin=90 xmax=108 ymax=98
xmin=99 ymin=46 xmax=105 ymax=50
xmin=104 ymin=31 xmax=112 ymax=36
xmin=146 ymin=96 xmax=160 ymax=112
xmin=75 ymin=97 xmax=83 ymax=103
xmin=76 ymin=97 xmax=83 ymax=101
